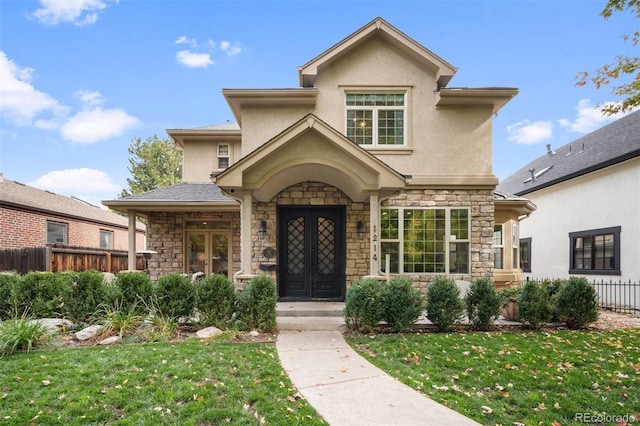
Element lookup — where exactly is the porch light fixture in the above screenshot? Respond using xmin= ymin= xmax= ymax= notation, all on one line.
xmin=357 ymin=220 xmax=365 ymax=240
xmin=258 ymin=220 xmax=267 ymax=240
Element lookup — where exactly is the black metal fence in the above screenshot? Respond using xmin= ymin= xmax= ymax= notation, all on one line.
xmin=527 ymin=278 xmax=640 ymax=316
xmin=592 ymin=279 xmax=639 ymax=316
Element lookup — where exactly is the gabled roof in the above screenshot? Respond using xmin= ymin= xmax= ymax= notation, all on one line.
xmin=103 ymin=182 xmax=238 ymax=214
xmin=213 ymin=113 xmax=406 ymax=202
xmin=498 ymin=110 xmax=640 ymax=196
xmin=1 ymin=177 xmax=145 ymax=231
xmin=298 ymin=17 xmax=457 ymax=89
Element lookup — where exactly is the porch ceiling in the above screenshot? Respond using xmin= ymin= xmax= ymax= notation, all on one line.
xmin=213 ymin=114 xmax=405 ymax=202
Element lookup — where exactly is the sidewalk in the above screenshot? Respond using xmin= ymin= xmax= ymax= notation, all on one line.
xmin=276 ymin=330 xmax=481 ymax=426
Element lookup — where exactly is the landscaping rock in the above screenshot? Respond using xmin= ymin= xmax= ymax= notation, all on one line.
xmin=102 ymin=272 xmax=115 ymax=283
xmin=75 ymin=324 xmax=105 ymax=341
xmin=196 ymin=326 xmax=222 ymax=338
xmin=98 ymin=336 xmax=120 ymax=346
xmin=248 ymin=330 xmax=260 ymax=338
xmin=34 ymin=318 xmax=74 ymax=334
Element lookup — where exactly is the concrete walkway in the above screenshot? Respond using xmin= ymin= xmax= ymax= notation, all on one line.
xmin=276 ymin=330 xmax=481 ymax=426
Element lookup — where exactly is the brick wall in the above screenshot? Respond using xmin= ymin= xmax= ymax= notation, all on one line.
xmin=0 ymin=206 xmax=144 ymax=251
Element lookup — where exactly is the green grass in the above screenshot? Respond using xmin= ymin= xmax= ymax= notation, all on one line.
xmin=348 ymin=329 xmax=640 ymax=425
xmin=0 ymin=338 xmax=327 ymax=425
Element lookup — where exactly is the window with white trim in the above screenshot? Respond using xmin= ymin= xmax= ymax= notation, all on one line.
xmin=100 ymin=230 xmax=113 ymax=249
xmin=380 ymin=207 xmax=470 ymax=274
xmin=47 ymin=221 xmax=67 ymax=244
xmin=217 ymin=144 xmax=230 ymax=169
xmin=346 ymin=93 xmax=406 ymax=146
xmin=493 ymin=225 xmax=503 ymax=269
xmin=569 ymin=226 xmax=621 ymax=275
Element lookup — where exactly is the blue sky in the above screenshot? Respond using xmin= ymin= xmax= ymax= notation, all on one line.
xmin=0 ymin=0 xmax=636 ymax=208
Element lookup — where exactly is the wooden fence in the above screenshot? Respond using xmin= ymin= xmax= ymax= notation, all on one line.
xmin=0 ymin=245 xmax=145 ymax=274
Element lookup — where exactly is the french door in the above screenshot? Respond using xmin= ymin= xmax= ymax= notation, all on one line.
xmin=278 ymin=206 xmax=345 ymax=300
xmin=186 ymin=232 xmax=230 ymax=276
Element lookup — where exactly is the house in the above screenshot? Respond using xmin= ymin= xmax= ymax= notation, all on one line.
xmin=104 ymin=17 xmax=534 ymax=298
xmin=498 ymin=110 xmax=639 ymax=282
xmin=0 ymin=175 xmax=146 ymax=251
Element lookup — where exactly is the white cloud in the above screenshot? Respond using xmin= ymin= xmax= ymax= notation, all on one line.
xmin=29 ymin=168 xmax=121 ymax=208
xmin=558 ymin=99 xmax=627 ymax=133
xmin=0 ymin=51 xmax=70 ymax=125
xmin=176 ymin=50 xmax=213 ymax=68
xmin=220 ymin=41 xmax=242 ymax=56
xmin=31 ymin=0 xmax=118 ymax=26
xmin=175 ymin=36 xmax=197 ymax=48
xmin=75 ymin=89 xmax=104 ymax=107
xmin=60 ymin=107 xmax=139 ymax=144
xmin=506 ymin=119 xmax=553 ymax=145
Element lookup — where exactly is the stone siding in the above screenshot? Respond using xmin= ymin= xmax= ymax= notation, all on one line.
xmin=382 ymin=188 xmax=494 ymax=295
xmin=146 ymin=211 xmax=240 ymax=281
xmin=252 ymin=182 xmax=370 ymax=289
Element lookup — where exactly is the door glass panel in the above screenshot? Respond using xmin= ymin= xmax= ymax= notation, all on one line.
xmin=188 ymin=234 xmax=206 ymax=273
xmin=287 ymin=217 xmax=305 ymax=275
xmin=211 ymin=234 xmax=229 ymax=276
xmin=317 ymin=217 xmax=335 ymax=275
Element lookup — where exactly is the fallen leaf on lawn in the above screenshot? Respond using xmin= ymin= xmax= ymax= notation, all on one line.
xmin=554 ymin=402 xmax=561 ymax=409
xmin=42 ymin=380 xmax=50 ymax=386
xmin=481 ymin=405 xmax=492 ymax=415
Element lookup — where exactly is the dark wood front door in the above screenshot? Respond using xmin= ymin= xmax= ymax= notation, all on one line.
xmin=278 ymin=206 xmax=345 ymax=300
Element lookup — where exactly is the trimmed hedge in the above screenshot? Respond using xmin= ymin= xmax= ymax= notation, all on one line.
xmin=426 ymin=276 xmax=464 ymax=332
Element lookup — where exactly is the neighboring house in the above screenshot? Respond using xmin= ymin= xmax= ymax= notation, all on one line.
xmin=498 ymin=110 xmax=639 ymax=282
xmin=0 ymin=175 xmax=146 ymax=251
xmin=105 ymin=17 xmax=533 ymax=298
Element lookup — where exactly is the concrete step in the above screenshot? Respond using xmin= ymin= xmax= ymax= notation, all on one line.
xmin=276 ymin=302 xmax=345 ymax=331
xmin=277 ymin=316 xmax=345 ymax=331
xmin=276 ymin=302 xmax=345 ymax=318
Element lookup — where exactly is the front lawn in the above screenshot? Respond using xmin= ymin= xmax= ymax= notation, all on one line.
xmin=348 ymin=328 xmax=640 ymax=425
xmin=0 ymin=338 xmax=327 ymax=425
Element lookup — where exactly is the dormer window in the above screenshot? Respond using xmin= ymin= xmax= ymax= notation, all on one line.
xmin=217 ymin=144 xmax=230 ymax=169
xmin=346 ymin=93 xmax=406 ymax=146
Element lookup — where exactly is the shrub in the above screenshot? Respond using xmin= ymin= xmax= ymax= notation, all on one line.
xmin=13 ymin=272 xmax=65 ymax=318
xmin=545 ymin=279 xmax=566 ymax=322
xmin=344 ymin=278 xmax=384 ymax=333
xmin=465 ymin=277 xmax=501 ymax=331
xmin=381 ymin=277 xmax=424 ymax=332
xmin=62 ymin=270 xmax=106 ymax=323
xmin=154 ymin=273 xmax=196 ymax=321
xmin=235 ymin=275 xmax=277 ymax=332
xmin=196 ymin=274 xmax=236 ymax=328
xmin=99 ymin=299 xmax=145 ymax=339
xmin=0 ymin=274 xmax=19 ymax=320
xmin=554 ymin=277 xmax=598 ymax=329
xmin=113 ymin=271 xmax=153 ymax=314
xmin=425 ymin=276 xmax=464 ymax=332
xmin=517 ymin=280 xmax=550 ymax=329
xmin=0 ymin=315 xmax=51 ymax=355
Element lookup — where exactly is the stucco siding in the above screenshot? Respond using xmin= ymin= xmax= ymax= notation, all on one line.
xmin=520 ymin=158 xmax=639 ymax=281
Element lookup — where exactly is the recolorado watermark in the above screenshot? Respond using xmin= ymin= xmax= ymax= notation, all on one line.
xmin=575 ymin=413 xmax=638 ymax=423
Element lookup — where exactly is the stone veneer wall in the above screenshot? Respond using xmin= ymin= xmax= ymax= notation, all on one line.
xmin=381 ymin=188 xmax=494 ymax=295
xmin=252 ymin=182 xmax=370 ymax=289
xmin=145 ymin=211 xmax=241 ymax=282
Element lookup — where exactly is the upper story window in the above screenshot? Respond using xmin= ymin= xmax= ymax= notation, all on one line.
xmin=47 ymin=221 xmax=67 ymax=244
xmin=217 ymin=144 xmax=230 ymax=169
xmin=346 ymin=93 xmax=406 ymax=146
xmin=569 ymin=226 xmax=621 ymax=275
xmin=100 ymin=230 xmax=113 ymax=249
